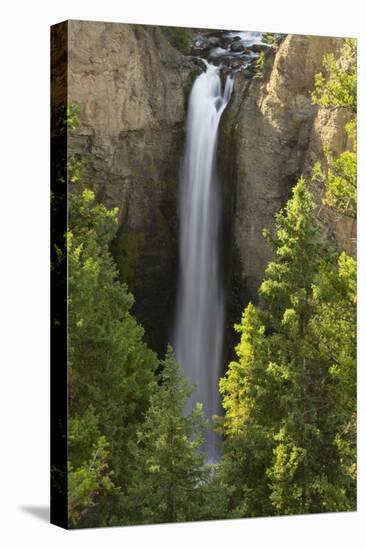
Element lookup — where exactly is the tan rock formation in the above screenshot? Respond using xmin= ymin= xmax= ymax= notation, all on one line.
xmin=220 ymin=34 xmax=355 ymax=301
xmin=62 ymin=22 xmax=355 ymax=350
xmin=67 ymin=20 xmax=187 ymax=226
xmin=66 ymin=20 xmax=192 ymax=354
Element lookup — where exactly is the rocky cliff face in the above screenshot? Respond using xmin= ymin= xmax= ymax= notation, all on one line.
xmin=67 ymin=20 xmax=194 ymax=354
xmin=220 ymin=34 xmax=355 ymax=305
xmin=65 ymin=23 xmax=355 ymax=356
xmin=303 ymin=98 xmax=356 ymax=255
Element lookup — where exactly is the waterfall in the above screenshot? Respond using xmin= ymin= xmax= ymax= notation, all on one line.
xmin=173 ymin=63 xmax=233 ymax=461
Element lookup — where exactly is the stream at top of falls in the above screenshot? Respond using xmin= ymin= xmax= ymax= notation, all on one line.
xmin=173 ymin=62 xmax=234 ymax=462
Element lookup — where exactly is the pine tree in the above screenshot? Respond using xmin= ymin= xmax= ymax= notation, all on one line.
xmin=260 ymin=179 xmax=351 ymax=513
xmin=125 ymin=347 xmax=214 ymax=524
xmin=218 ymin=303 xmax=278 ymax=517
xmin=67 ymin=152 xmax=158 ymax=526
xmin=219 ymin=178 xmax=355 ymax=516
xmin=310 ymin=38 xmax=357 ymax=505
xmin=67 ymin=407 xmax=115 ymax=527
xmin=311 ymin=252 xmax=356 ymax=506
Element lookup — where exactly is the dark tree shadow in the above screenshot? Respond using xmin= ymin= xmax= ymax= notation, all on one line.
xmin=20 ymin=506 xmax=49 ymax=523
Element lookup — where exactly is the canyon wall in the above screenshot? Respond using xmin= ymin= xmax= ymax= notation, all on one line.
xmin=220 ymin=33 xmax=355 ymax=304
xmin=63 ymin=22 xmax=355 ymax=354
xmin=66 ymin=20 xmax=194 ymax=354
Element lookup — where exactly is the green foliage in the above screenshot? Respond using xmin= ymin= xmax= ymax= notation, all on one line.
xmin=311 ymin=252 xmax=357 ymax=500
xmin=218 ymin=304 xmax=276 ymax=517
xmin=261 ymin=32 xmax=277 ymax=47
xmin=313 ymin=253 xmax=356 ymax=415
xmin=66 ymin=104 xmax=81 ymax=131
xmin=220 ymin=303 xmax=273 ymax=436
xmin=267 ymin=429 xmax=307 ymax=514
xmin=68 ymin=408 xmax=115 ymax=527
xmin=311 ymin=38 xmax=357 ymax=217
xmin=67 ymin=145 xmax=158 ymax=527
xmin=219 ymin=178 xmax=356 ymax=516
xmin=260 ymin=177 xmax=322 ymax=329
xmin=255 ymin=51 xmax=266 ymax=77
xmin=262 ymin=183 xmax=355 ymax=514
xmin=53 ymin=102 xmax=80 ymax=135
xmin=255 ymin=33 xmax=284 ymax=77
xmin=125 ymin=347 xmax=219 ymax=524
xmin=311 ymin=38 xmax=357 ymax=112
xmin=312 ymin=120 xmax=356 ymax=217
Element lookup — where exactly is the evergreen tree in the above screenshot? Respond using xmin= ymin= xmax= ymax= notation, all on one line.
xmin=312 ymin=121 xmax=356 ymax=217
xmin=311 ymin=252 xmax=356 ymax=506
xmin=67 ymin=407 xmax=115 ymax=527
xmin=311 ymin=37 xmax=357 ymax=504
xmin=125 ymin=347 xmax=214 ymax=524
xmin=219 ymin=178 xmax=355 ymax=516
xmin=67 ymin=151 xmax=158 ymax=526
xmin=218 ymin=303 xmax=278 ymax=517
xmin=260 ymin=180 xmax=334 ymax=514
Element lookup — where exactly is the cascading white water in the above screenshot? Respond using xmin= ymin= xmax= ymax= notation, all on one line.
xmin=225 ymin=30 xmax=264 ymax=46
xmin=173 ymin=63 xmax=233 ymax=461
